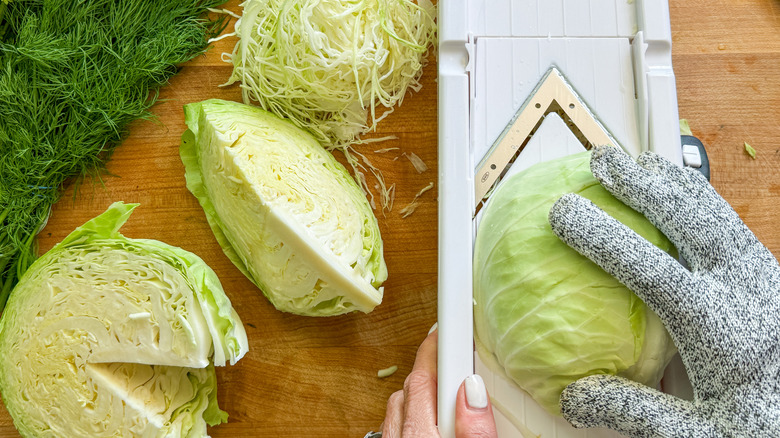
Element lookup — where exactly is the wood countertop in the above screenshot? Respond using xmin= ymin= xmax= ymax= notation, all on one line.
xmin=1 ymin=0 xmax=778 ymax=436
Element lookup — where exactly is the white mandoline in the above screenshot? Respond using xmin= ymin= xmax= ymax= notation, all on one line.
xmin=437 ymin=1 xmax=692 ymax=437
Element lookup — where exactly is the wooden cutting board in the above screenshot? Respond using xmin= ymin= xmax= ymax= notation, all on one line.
xmin=1 ymin=0 xmax=778 ymax=436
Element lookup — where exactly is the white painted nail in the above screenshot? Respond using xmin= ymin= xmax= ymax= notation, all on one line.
xmin=428 ymin=322 xmax=438 ymax=335
xmin=464 ymin=374 xmax=488 ymax=409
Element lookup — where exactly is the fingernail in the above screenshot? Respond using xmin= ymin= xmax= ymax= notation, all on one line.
xmin=428 ymin=322 xmax=438 ymax=335
xmin=464 ymin=374 xmax=488 ymax=409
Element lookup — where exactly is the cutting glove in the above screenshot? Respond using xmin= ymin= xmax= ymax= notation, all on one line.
xmin=547 ymin=145 xmax=780 ymax=437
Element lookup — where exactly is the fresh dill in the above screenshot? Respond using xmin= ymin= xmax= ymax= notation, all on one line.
xmin=0 ymin=0 xmax=228 ymax=310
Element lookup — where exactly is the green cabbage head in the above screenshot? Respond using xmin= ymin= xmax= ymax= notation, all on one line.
xmin=473 ymin=151 xmax=678 ymax=415
xmin=180 ymin=99 xmax=387 ymax=316
xmin=0 ymin=202 xmax=248 ymax=437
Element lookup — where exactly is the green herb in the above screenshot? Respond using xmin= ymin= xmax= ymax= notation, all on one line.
xmin=0 ymin=0 xmax=228 ymax=311
xmin=0 ymin=1 xmax=10 ymax=40
xmin=744 ymin=142 xmax=757 ymax=159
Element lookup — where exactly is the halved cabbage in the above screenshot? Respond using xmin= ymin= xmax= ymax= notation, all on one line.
xmin=473 ymin=152 xmax=677 ymax=415
xmin=0 ymin=202 xmax=248 ymax=437
xmin=180 ymin=99 xmax=387 ymax=316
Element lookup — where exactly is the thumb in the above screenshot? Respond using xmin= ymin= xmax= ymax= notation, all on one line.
xmin=561 ymin=374 xmax=713 ymax=437
xmin=455 ymin=375 xmax=498 ymax=438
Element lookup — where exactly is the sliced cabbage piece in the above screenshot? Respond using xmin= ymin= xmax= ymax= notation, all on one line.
xmin=473 ymin=151 xmax=677 ymax=415
xmin=0 ymin=202 xmax=248 ymax=437
xmin=180 ymin=99 xmax=387 ymax=316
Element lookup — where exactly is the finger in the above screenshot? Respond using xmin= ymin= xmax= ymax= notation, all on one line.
xmin=560 ymin=374 xmax=717 ymax=437
xmin=401 ymin=330 xmax=439 ymax=437
xmin=455 ymin=375 xmax=497 ymax=438
xmin=548 ymin=193 xmax=698 ymax=326
xmin=635 ymin=151 xmax=715 ymax=200
xmin=589 ymin=145 xmax=763 ymax=272
xmin=634 ymin=150 xmax=777 ymax=279
xmin=382 ymin=390 xmax=405 ymax=438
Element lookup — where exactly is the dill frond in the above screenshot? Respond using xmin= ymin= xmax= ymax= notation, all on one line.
xmin=0 ymin=0 xmax=229 ymax=310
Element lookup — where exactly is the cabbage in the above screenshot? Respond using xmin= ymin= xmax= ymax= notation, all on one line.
xmin=221 ymin=0 xmax=437 ymax=147
xmin=0 ymin=202 xmax=248 ymax=437
xmin=473 ymin=152 xmax=677 ymax=415
xmin=180 ymin=99 xmax=387 ymax=316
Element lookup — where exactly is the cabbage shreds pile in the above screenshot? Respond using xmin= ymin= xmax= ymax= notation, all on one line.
xmin=0 ymin=202 xmax=248 ymax=437
xmin=0 ymin=0 xmax=228 ymax=311
xmin=221 ymin=0 xmax=437 ymax=148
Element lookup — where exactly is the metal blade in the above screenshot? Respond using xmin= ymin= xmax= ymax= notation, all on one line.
xmin=473 ymin=67 xmax=618 ymax=213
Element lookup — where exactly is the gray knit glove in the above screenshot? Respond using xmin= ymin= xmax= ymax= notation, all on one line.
xmin=547 ymin=145 xmax=780 ymax=437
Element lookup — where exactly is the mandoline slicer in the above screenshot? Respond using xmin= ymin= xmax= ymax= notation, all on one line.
xmin=437 ymin=1 xmax=689 ymax=437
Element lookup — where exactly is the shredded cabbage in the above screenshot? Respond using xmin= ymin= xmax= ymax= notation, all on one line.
xmin=744 ymin=141 xmax=757 ymax=159
xmin=221 ymin=0 xmax=437 ymax=148
xmin=0 ymin=202 xmax=248 ymax=437
xmin=399 ymin=181 xmax=434 ymax=218
xmin=405 ymin=152 xmax=428 ymax=173
xmin=377 ymin=365 xmax=398 ymax=378
xmin=679 ymin=119 xmax=693 ymax=136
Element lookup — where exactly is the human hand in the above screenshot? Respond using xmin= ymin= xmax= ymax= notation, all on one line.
xmin=548 ymin=145 xmax=780 ymax=437
xmin=375 ymin=326 xmax=498 ymax=438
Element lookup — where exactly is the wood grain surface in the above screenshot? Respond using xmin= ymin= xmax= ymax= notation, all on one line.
xmin=1 ymin=0 xmax=778 ymax=437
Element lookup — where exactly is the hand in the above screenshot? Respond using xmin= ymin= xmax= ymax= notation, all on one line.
xmin=378 ymin=327 xmax=498 ymax=438
xmin=548 ymin=145 xmax=780 ymax=437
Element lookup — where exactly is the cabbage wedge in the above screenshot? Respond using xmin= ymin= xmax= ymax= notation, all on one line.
xmin=0 ymin=202 xmax=248 ymax=437
xmin=473 ymin=152 xmax=677 ymax=415
xmin=180 ymin=99 xmax=387 ymax=316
